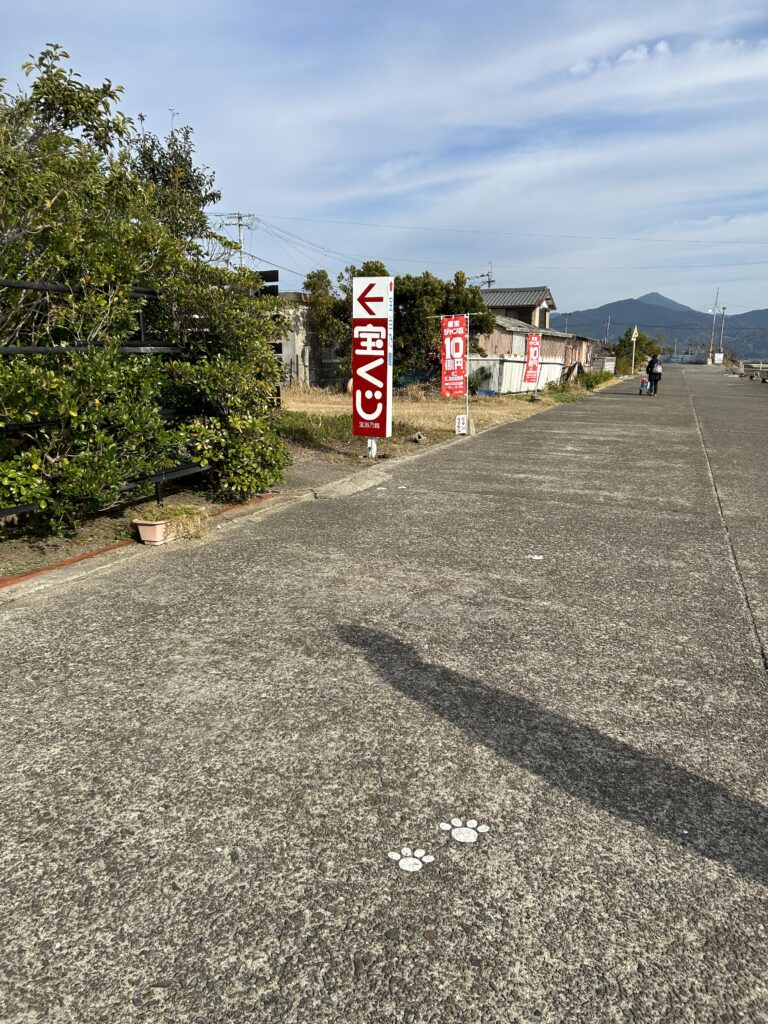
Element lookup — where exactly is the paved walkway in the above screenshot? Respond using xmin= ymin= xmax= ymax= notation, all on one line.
xmin=2 ymin=367 xmax=767 ymax=1023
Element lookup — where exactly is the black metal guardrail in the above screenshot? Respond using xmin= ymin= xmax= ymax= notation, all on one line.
xmin=0 ymin=346 xmax=183 ymax=355
xmin=0 ymin=272 xmax=280 ymax=350
xmin=0 ymin=278 xmax=158 ymax=299
xmin=0 ymin=502 xmax=40 ymax=520
xmin=0 ymin=271 xmax=278 ymax=300
xmin=0 ymin=463 xmax=210 ymax=520
xmin=119 ymin=462 xmax=210 ymax=506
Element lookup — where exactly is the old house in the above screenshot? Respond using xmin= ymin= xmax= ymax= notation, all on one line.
xmin=471 ymin=285 xmax=599 ymax=392
xmin=479 ymin=285 xmax=595 ymax=364
xmin=481 ymin=286 xmax=557 ymax=329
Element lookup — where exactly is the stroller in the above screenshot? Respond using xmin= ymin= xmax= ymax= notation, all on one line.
xmin=639 ymin=376 xmax=651 ymax=396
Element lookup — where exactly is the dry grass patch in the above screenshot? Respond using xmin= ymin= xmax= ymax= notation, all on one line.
xmin=281 ymin=384 xmax=570 ymax=436
xmin=277 ymin=382 xmax=595 ymax=466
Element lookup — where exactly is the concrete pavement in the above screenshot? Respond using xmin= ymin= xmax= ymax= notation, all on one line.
xmin=1 ymin=366 xmax=767 ymax=1023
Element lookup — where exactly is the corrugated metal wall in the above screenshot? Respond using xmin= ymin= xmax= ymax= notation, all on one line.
xmin=468 ymin=356 xmax=564 ymax=394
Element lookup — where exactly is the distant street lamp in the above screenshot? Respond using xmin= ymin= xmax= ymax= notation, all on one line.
xmin=707 ymin=287 xmax=720 ymax=363
xmin=718 ymin=306 xmax=727 ymax=354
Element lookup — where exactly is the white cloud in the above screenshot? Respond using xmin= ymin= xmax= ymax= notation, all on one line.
xmin=2 ymin=0 xmax=768 ymax=310
xmin=618 ymin=45 xmax=649 ymax=63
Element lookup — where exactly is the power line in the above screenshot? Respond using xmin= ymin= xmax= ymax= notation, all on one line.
xmin=552 ymin=318 xmax=743 ymax=330
xmin=235 ymin=212 xmax=768 ymax=247
xmin=230 ymin=216 xmax=768 ymax=273
xmin=242 ymin=253 xmax=305 ymax=278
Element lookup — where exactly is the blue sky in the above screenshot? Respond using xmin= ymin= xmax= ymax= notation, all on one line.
xmin=3 ymin=0 xmax=768 ymax=313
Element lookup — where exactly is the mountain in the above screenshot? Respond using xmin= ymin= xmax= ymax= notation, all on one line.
xmin=728 ymin=308 xmax=768 ymax=329
xmin=635 ymin=292 xmax=698 ymax=313
xmin=551 ymin=293 xmax=768 ymax=359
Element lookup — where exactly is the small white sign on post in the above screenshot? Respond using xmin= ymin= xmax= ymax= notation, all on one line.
xmin=455 ymin=414 xmax=468 ymax=435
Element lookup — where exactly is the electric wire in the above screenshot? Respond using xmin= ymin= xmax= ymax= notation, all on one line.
xmin=212 ymin=216 xmax=768 ymax=319
xmin=236 ymin=215 xmax=768 ymax=274
xmin=242 ymin=212 xmax=768 ymax=248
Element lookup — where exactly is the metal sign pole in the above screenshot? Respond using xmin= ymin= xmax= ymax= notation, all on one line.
xmin=465 ymin=311 xmax=472 ymax=435
xmin=430 ymin=311 xmax=474 ymax=435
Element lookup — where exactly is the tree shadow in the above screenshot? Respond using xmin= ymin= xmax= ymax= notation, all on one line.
xmin=338 ymin=626 xmax=768 ymax=887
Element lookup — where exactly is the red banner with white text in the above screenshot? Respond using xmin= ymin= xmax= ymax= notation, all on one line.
xmin=441 ymin=315 xmax=468 ymax=397
xmin=523 ymin=332 xmax=541 ymax=384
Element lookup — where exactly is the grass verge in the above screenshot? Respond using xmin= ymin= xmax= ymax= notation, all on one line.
xmin=277 ymin=380 xmax=607 ymax=458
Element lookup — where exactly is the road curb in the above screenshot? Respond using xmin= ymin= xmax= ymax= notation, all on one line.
xmin=0 ymin=494 xmax=280 ymax=603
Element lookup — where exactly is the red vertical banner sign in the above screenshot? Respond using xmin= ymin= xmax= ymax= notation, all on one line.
xmin=441 ymin=315 xmax=468 ymax=397
xmin=523 ymin=332 xmax=541 ymax=384
xmin=351 ymin=277 xmax=394 ymax=437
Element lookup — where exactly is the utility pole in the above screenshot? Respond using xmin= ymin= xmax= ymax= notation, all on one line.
xmin=708 ymin=287 xmax=720 ymax=363
xmin=564 ymin=312 xmax=570 ymax=333
xmin=604 ymin=316 xmax=611 ymax=346
xmin=469 ymin=265 xmax=495 ymax=289
xmin=221 ymin=212 xmax=257 ymax=268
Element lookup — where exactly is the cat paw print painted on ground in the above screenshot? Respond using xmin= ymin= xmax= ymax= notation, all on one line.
xmin=439 ymin=818 xmax=490 ymax=844
xmin=388 ymin=847 xmax=435 ymax=872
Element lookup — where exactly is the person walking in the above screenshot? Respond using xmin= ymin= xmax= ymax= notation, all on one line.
xmin=646 ymin=354 xmax=663 ymax=396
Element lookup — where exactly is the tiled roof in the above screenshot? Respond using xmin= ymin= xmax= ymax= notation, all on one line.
xmin=481 ymin=287 xmax=555 ymax=309
xmin=494 ymin=316 xmax=573 ymax=339
xmin=494 ymin=316 xmax=537 ymax=332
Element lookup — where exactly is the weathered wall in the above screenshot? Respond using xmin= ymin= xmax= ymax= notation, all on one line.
xmin=468 ymin=355 xmax=564 ymax=393
xmin=277 ymin=296 xmax=312 ymax=384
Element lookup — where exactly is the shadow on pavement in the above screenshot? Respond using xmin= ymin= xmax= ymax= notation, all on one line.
xmin=338 ymin=626 xmax=768 ymax=888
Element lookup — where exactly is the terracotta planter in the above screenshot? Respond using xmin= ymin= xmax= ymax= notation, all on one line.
xmin=133 ymin=519 xmax=169 ymax=546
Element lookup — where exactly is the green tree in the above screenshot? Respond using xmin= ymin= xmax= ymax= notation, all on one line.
xmin=0 ymin=46 xmax=287 ymax=531
xmin=303 ymin=263 xmax=496 ymax=376
xmin=302 ymin=268 xmax=347 ymax=356
xmin=131 ymin=121 xmax=222 ymax=249
xmin=0 ymin=44 xmax=154 ymax=345
xmin=614 ymin=328 xmax=662 ymax=374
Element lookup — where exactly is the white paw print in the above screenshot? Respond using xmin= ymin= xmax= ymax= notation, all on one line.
xmin=440 ymin=818 xmax=490 ymax=844
xmin=388 ymin=847 xmax=435 ymax=872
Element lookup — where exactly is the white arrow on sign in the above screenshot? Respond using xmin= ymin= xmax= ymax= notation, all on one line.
xmin=353 ymin=277 xmax=391 ymax=319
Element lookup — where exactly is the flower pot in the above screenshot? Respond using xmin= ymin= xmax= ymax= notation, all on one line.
xmin=133 ymin=519 xmax=169 ymax=546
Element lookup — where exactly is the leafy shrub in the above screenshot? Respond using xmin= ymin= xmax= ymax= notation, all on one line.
xmin=468 ymin=366 xmax=492 ymax=395
xmin=0 ymin=344 xmax=288 ymax=532
xmin=0 ymin=350 xmax=176 ymax=531
xmin=0 ymin=449 xmax=51 ymax=512
xmin=579 ymin=370 xmax=614 ymax=390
